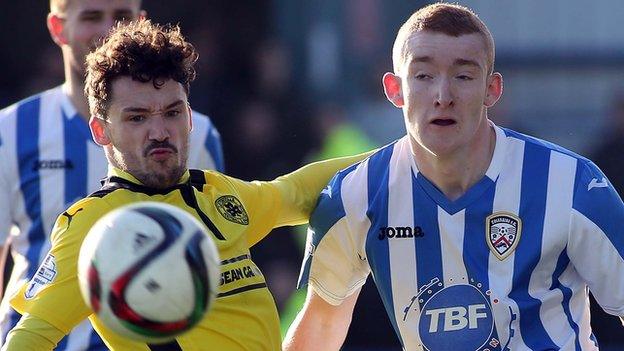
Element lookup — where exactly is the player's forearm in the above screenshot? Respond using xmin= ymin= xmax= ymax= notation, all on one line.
xmin=282 ymin=308 xmax=348 ymax=351
xmin=2 ymin=314 xmax=65 ymax=351
xmin=282 ymin=288 xmax=356 ymax=351
xmin=273 ymin=150 xmax=374 ymax=223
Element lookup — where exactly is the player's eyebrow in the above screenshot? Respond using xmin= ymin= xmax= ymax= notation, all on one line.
xmin=409 ymin=56 xmax=481 ymax=69
xmin=163 ymin=100 xmax=186 ymax=110
xmin=409 ymin=56 xmax=432 ymax=65
xmin=121 ymin=100 xmax=185 ymax=113
xmin=78 ymin=10 xmax=104 ymax=17
xmin=454 ymin=58 xmax=482 ymax=69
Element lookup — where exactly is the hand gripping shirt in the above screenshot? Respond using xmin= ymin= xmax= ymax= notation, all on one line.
xmin=299 ymin=125 xmax=624 ymax=351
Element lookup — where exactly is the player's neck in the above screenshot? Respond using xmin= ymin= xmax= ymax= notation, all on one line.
xmin=64 ymin=66 xmax=91 ymax=123
xmin=411 ymin=124 xmax=496 ymax=201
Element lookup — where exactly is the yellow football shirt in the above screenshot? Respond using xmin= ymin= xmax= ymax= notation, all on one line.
xmin=6 ymin=152 xmax=370 ymax=351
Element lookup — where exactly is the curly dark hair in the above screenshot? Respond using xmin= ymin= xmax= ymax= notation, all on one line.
xmin=85 ymin=19 xmax=198 ymax=120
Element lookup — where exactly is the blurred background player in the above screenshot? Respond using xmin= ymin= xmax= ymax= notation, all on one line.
xmin=0 ymin=1 xmax=223 ymax=350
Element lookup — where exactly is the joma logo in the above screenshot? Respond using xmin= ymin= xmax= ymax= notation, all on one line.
xmin=378 ymin=226 xmax=424 ymax=240
xmin=33 ymin=159 xmax=74 ymax=171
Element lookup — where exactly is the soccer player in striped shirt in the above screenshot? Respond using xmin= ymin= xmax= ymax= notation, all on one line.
xmin=0 ymin=1 xmax=223 ymax=350
xmin=285 ymin=3 xmax=624 ymax=351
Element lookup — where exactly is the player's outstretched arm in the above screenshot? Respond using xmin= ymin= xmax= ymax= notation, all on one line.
xmin=282 ymin=286 xmax=360 ymax=351
xmin=239 ymin=150 xmax=373 ymax=247
xmin=2 ymin=314 xmax=65 ymax=350
xmin=272 ymin=150 xmax=374 ymax=225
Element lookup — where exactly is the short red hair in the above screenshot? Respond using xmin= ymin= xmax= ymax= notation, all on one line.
xmin=392 ymin=3 xmax=495 ymax=74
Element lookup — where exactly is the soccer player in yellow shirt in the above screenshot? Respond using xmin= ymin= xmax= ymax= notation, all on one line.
xmin=2 ymin=19 xmax=370 ymax=351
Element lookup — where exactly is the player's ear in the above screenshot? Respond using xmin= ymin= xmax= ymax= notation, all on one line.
xmin=382 ymin=72 xmax=404 ymax=108
xmin=47 ymin=13 xmax=68 ymax=46
xmin=90 ymin=116 xmax=111 ymax=146
xmin=484 ymin=72 xmax=503 ymax=108
xmin=187 ymin=104 xmax=193 ymax=132
xmin=138 ymin=10 xmax=147 ymax=20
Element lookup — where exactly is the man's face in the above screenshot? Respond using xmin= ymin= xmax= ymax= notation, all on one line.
xmin=388 ymin=31 xmax=500 ymax=157
xmin=96 ymin=77 xmax=192 ymax=188
xmin=58 ymin=0 xmax=141 ymax=75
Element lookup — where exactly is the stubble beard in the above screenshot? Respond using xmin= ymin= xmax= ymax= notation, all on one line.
xmin=135 ymin=162 xmax=187 ymax=189
xmin=108 ymin=145 xmax=189 ymax=189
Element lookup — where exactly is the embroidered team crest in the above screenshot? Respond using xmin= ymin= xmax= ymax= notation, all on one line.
xmin=486 ymin=212 xmax=522 ymax=261
xmin=215 ymin=195 xmax=249 ymax=225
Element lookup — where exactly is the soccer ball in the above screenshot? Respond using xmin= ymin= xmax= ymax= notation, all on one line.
xmin=77 ymin=201 xmax=221 ymax=343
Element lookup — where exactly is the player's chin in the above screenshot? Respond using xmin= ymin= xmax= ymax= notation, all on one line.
xmin=423 ymin=139 xmax=461 ymax=156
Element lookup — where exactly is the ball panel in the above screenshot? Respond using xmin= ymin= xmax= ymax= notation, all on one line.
xmin=77 ymin=201 xmax=221 ymax=343
xmin=126 ymin=247 xmax=195 ymax=321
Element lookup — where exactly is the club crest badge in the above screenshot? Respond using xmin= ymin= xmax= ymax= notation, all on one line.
xmin=486 ymin=212 xmax=522 ymax=260
xmin=215 ymin=195 xmax=249 ymax=225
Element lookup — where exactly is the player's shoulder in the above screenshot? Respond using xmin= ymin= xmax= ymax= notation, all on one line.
xmin=316 ymin=139 xmax=402 ymax=213
xmin=192 ymin=168 xmax=220 ymax=180
xmin=186 ymin=168 xmax=242 ymax=196
xmin=190 ymin=109 xmax=221 ymax=148
xmin=63 ymin=196 xmax=112 ymax=221
xmin=501 ymin=126 xmax=601 ymax=179
xmin=502 ymin=128 xmax=607 ymax=198
xmin=200 ymin=169 xmax=245 ymax=193
xmin=501 ymin=126 xmax=588 ymax=162
xmin=0 ymin=86 xmax=63 ymax=121
xmin=329 ymin=138 xmax=402 ymax=193
xmin=53 ymin=196 xmax=113 ymax=243
xmin=190 ymin=109 xmax=216 ymax=129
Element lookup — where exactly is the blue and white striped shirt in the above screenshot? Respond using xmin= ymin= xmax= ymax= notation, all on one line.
xmin=0 ymin=85 xmax=224 ymax=350
xmin=299 ymin=125 xmax=624 ymax=351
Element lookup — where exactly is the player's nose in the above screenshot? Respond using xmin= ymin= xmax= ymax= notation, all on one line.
xmin=434 ymin=78 xmax=454 ymax=107
xmin=148 ymin=117 xmax=171 ymax=141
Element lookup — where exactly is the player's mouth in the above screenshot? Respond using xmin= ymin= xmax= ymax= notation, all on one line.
xmin=144 ymin=142 xmax=178 ymax=161
xmin=148 ymin=148 xmax=176 ymax=162
xmin=431 ymin=118 xmax=456 ymax=126
xmin=148 ymin=148 xmax=174 ymax=155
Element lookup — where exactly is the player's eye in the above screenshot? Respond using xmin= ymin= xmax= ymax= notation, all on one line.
xmin=457 ymin=74 xmax=474 ymax=81
xmin=415 ymin=73 xmax=432 ymax=80
xmin=80 ymin=14 xmax=103 ymax=22
xmin=128 ymin=115 xmax=145 ymax=122
xmin=165 ymin=110 xmax=181 ymax=118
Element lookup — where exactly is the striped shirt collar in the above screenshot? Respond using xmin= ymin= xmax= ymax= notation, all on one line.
xmin=407 ymin=120 xmax=508 ymax=182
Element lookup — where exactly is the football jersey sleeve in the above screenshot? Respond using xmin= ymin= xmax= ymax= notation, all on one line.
xmin=568 ymin=159 xmax=624 ymax=316
xmin=3 ymin=313 xmax=66 ymax=350
xmin=297 ymin=169 xmax=370 ymax=306
xmin=226 ymin=151 xmax=373 ymax=247
xmin=9 ymin=197 xmax=110 ymax=334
